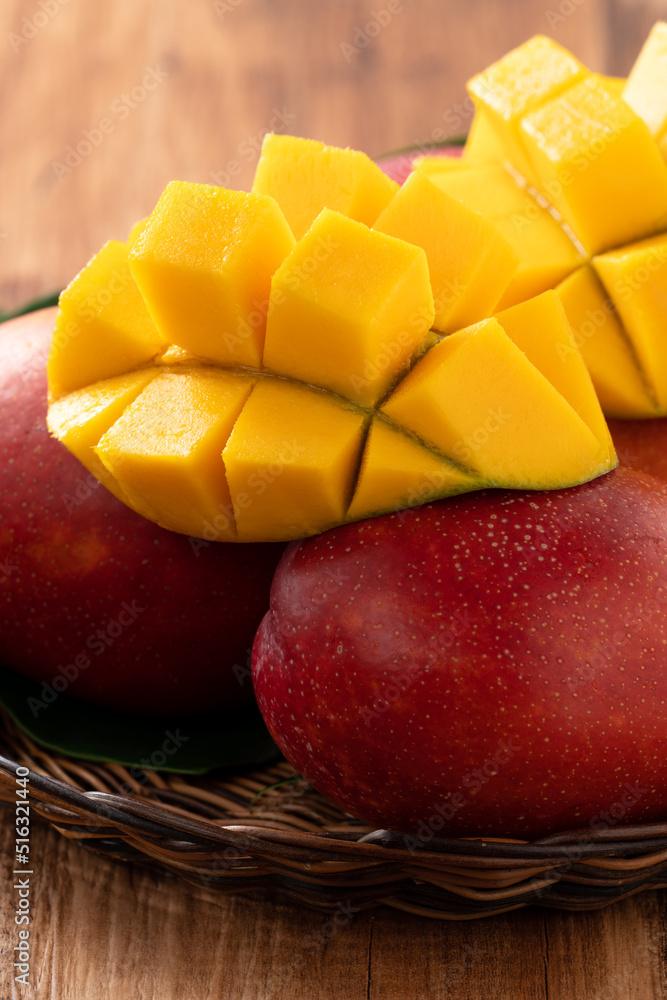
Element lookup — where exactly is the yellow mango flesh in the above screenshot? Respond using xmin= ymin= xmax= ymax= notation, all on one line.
xmin=422 ymin=164 xmax=583 ymax=306
xmin=46 ymin=368 xmax=158 ymax=502
xmin=520 ymin=76 xmax=667 ymax=255
xmin=252 ymin=133 xmax=399 ymax=241
xmin=129 ymin=182 xmax=295 ymax=368
xmin=223 ymin=380 xmax=367 ymax=542
xmin=556 ymin=266 xmax=658 ymax=418
xmin=594 ymin=233 xmax=667 ymax=410
xmin=373 ymin=171 xmax=519 ymax=333
xmin=467 ymin=35 xmax=588 ymax=184
xmin=381 ymin=319 xmax=611 ymax=488
xmin=95 ymin=370 xmax=256 ymax=540
xmin=495 ymin=290 xmax=615 ymax=463
xmin=463 ymin=107 xmax=510 ymax=165
xmin=347 ymin=418 xmax=478 ymax=522
xmin=263 ymin=209 xmax=434 ymax=406
xmin=47 ymin=240 xmax=165 ymax=401
xmin=623 ymin=23 xmax=667 ymax=151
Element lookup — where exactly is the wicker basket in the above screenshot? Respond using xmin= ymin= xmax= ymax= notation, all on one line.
xmin=2 ymin=709 xmax=667 ymax=919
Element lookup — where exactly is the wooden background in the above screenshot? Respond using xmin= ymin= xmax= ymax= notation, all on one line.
xmin=2 ymin=0 xmax=667 ymax=996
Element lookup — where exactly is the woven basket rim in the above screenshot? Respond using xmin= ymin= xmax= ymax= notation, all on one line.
xmin=3 ymin=707 xmax=667 ymax=919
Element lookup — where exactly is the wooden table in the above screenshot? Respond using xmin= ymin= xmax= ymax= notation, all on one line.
xmin=2 ymin=1 xmax=666 ymax=995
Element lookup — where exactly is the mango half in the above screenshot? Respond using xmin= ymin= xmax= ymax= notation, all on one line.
xmin=47 ymin=173 xmax=615 ymax=543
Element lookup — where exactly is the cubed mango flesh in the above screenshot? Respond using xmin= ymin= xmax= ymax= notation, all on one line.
xmin=520 ymin=76 xmax=667 ymax=254
xmin=373 ymin=171 xmax=519 ymax=333
xmin=252 ymin=133 xmax=399 ymax=241
xmin=347 ymin=418 xmax=478 ymax=522
xmin=556 ymin=266 xmax=658 ymax=418
xmin=129 ymin=182 xmax=295 ymax=368
xmin=263 ymin=209 xmax=434 ymax=406
xmin=223 ymin=379 xmax=367 ymax=541
xmin=623 ymin=23 xmax=667 ymax=154
xmin=467 ymin=35 xmax=588 ymax=184
xmin=381 ymin=319 xmax=611 ymax=488
xmin=594 ymin=233 xmax=667 ymax=410
xmin=47 ymin=240 xmax=165 ymax=401
xmin=95 ymin=370 xmax=256 ymax=540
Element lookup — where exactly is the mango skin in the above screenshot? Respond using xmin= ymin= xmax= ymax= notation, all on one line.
xmin=253 ymin=467 xmax=667 ymax=839
xmin=0 ymin=309 xmax=284 ymax=715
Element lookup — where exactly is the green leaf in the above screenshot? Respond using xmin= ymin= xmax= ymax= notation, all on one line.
xmin=0 ymin=291 xmax=60 ymax=324
xmin=0 ymin=663 xmax=279 ymax=773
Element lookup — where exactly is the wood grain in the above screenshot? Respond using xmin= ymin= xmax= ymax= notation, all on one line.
xmin=2 ymin=0 xmax=667 ymax=996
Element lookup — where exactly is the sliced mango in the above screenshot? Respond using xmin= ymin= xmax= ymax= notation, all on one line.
xmin=594 ymin=233 xmax=667 ymax=410
xmin=95 ymin=370 xmax=256 ymax=540
xmin=373 ymin=172 xmax=519 ymax=333
xmin=47 ymin=240 xmax=164 ymax=401
xmin=495 ymin=290 xmax=615 ymax=463
xmin=421 ymin=163 xmax=583 ymax=306
xmin=463 ymin=107 xmax=510 ymax=164
xmin=467 ymin=35 xmax=588 ymax=185
xmin=556 ymin=266 xmax=657 ymax=418
xmin=623 ymin=23 xmax=667 ymax=157
xmin=520 ymin=75 xmax=667 ymax=254
xmin=223 ymin=380 xmax=366 ymax=541
xmin=347 ymin=418 xmax=478 ymax=522
xmin=46 ymin=368 xmax=158 ymax=501
xmin=252 ymin=133 xmax=399 ymax=241
xmin=129 ymin=182 xmax=295 ymax=368
xmin=381 ymin=319 xmax=612 ymax=488
xmin=263 ymin=209 xmax=434 ymax=406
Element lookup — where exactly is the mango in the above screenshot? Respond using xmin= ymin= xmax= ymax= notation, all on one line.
xmin=373 ymin=171 xmax=519 ymax=332
xmin=623 ymin=22 xmax=667 ymax=159
xmin=129 ymin=181 xmax=295 ymax=368
xmin=467 ymin=35 xmax=588 ymax=184
xmin=520 ymin=76 xmax=667 ymax=254
xmin=47 ymin=240 xmax=164 ymax=401
xmin=263 ymin=209 xmax=434 ymax=406
xmin=252 ymin=133 xmax=399 ymax=240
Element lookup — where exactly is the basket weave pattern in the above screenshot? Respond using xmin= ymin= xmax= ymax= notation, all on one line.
xmin=2 ymin=710 xmax=667 ymax=919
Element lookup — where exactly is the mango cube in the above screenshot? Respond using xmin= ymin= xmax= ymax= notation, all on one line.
xmin=347 ymin=418 xmax=477 ymax=522
xmin=95 ymin=370 xmax=256 ymax=540
xmin=47 ymin=240 xmax=164 ymax=400
xmin=373 ymin=172 xmax=519 ymax=333
xmin=463 ymin=107 xmax=510 ymax=164
xmin=556 ymin=266 xmax=658 ymax=418
xmin=467 ymin=35 xmax=588 ymax=184
xmin=46 ymin=368 xmax=158 ymax=502
xmin=252 ymin=133 xmax=399 ymax=240
xmin=129 ymin=182 xmax=295 ymax=368
xmin=422 ymin=163 xmax=583 ymax=306
xmin=223 ymin=380 xmax=366 ymax=541
xmin=381 ymin=319 xmax=609 ymax=488
xmin=263 ymin=209 xmax=434 ymax=406
xmin=495 ymin=290 xmax=614 ymax=463
xmin=520 ymin=76 xmax=667 ymax=254
xmin=623 ymin=23 xmax=667 ymax=158
xmin=594 ymin=233 xmax=667 ymax=410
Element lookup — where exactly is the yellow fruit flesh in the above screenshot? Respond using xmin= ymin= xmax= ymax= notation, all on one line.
xmin=373 ymin=172 xmax=519 ymax=333
xmin=95 ymin=370 xmax=256 ymax=540
xmin=556 ymin=266 xmax=658 ymax=418
xmin=347 ymin=418 xmax=478 ymax=522
xmin=263 ymin=209 xmax=434 ymax=406
xmin=252 ymin=133 xmax=399 ymax=241
xmin=47 ymin=240 xmax=165 ymax=401
xmin=594 ymin=233 xmax=667 ymax=410
xmin=46 ymin=368 xmax=159 ymax=502
xmin=623 ymin=23 xmax=667 ymax=151
xmin=520 ymin=76 xmax=667 ymax=255
xmin=223 ymin=380 xmax=367 ymax=541
xmin=129 ymin=181 xmax=295 ymax=368
xmin=467 ymin=35 xmax=588 ymax=185
xmin=381 ymin=319 xmax=612 ymax=488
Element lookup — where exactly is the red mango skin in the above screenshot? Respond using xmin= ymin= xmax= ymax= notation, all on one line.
xmin=609 ymin=418 xmax=667 ymax=484
xmin=253 ymin=469 xmax=667 ymax=840
xmin=0 ymin=309 xmax=285 ymax=715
